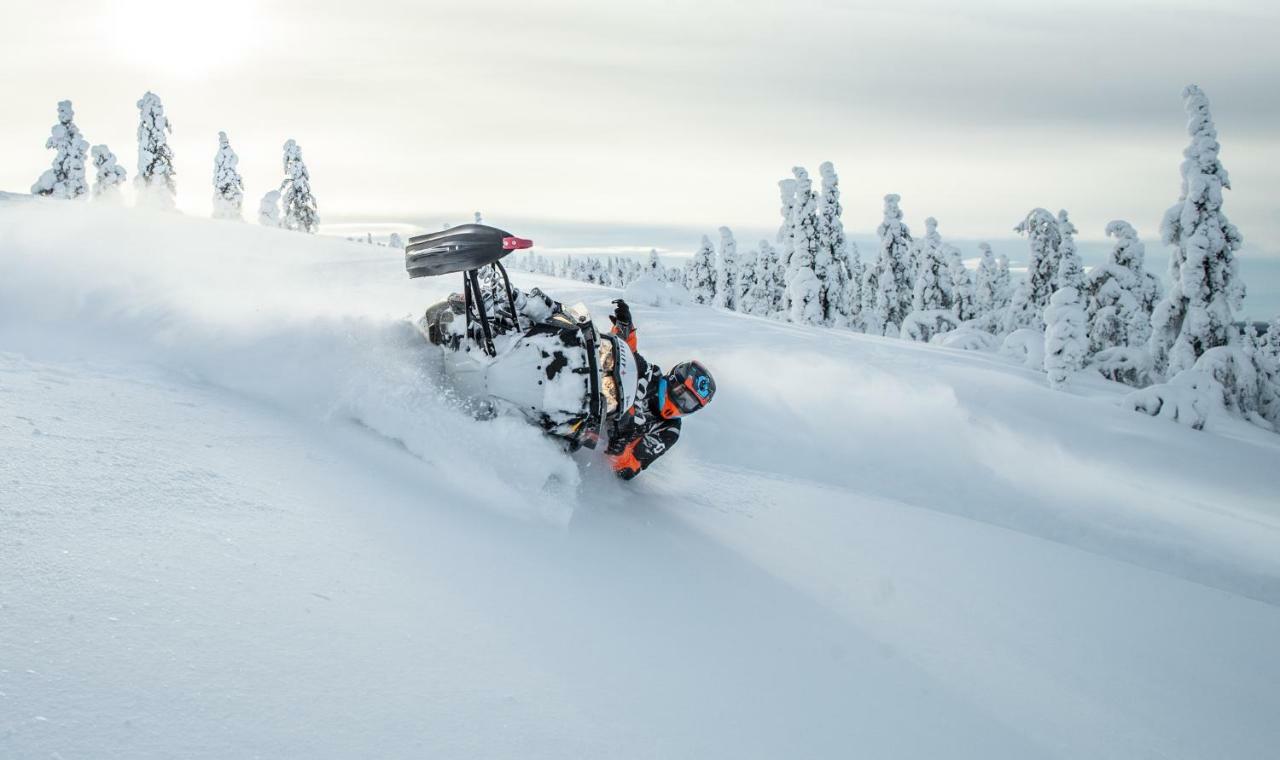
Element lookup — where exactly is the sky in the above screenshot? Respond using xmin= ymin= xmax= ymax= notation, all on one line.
xmin=1 ymin=0 xmax=1278 ymax=256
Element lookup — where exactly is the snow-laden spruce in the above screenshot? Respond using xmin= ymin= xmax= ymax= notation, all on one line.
xmin=685 ymin=235 xmax=717 ymax=305
xmin=714 ymin=226 xmax=739 ymax=310
xmin=1054 ymin=211 xmax=1085 ymax=294
xmin=212 ymin=131 xmax=245 ymax=221
xmin=867 ymin=194 xmax=914 ymax=336
xmin=1148 ymin=85 xmax=1245 ymax=379
xmin=135 ymin=92 xmax=177 ymax=210
xmin=817 ymin=162 xmax=856 ymax=328
xmin=911 ymin=218 xmax=951 ymax=315
xmin=1007 ymin=208 xmax=1063 ymax=331
xmin=974 ymin=242 xmax=1001 ymax=324
xmin=258 ymin=190 xmax=282 ymax=227
xmin=1086 ymin=221 xmax=1162 ymax=358
xmin=786 ymin=167 xmax=823 ymax=325
xmin=389 ymin=232 xmax=404 ymax=249
xmin=775 ymin=178 xmax=798 ymax=316
xmin=31 ymin=100 xmax=90 ymax=199
xmin=947 ymin=244 xmax=977 ymax=321
xmin=279 ymin=139 xmax=319 ymax=233
xmin=844 ymin=241 xmax=865 ymax=332
xmin=735 ymin=246 xmax=760 ymax=315
xmin=90 ymin=145 xmax=127 ymax=201
xmin=1044 ymin=286 xmax=1087 ymax=389
xmin=746 ymin=240 xmax=780 ymax=317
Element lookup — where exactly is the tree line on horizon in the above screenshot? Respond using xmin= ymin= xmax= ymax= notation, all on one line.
xmin=27 ymin=92 xmax=318 ymax=233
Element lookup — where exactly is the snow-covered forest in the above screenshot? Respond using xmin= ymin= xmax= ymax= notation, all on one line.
xmin=511 ymin=87 xmax=1278 ymax=436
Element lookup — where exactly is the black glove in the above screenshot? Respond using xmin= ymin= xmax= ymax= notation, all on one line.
xmin=609 ymin=299 xmax=632 ymax=327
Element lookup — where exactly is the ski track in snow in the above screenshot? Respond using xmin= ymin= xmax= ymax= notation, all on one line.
xmin=2 ymin=199 xmax=1280 ymax=759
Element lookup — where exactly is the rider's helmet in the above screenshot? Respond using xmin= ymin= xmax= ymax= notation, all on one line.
xmin=659 ymin=360 xmax=716 ymax=419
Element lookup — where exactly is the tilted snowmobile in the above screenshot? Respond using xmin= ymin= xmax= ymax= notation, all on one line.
xmin=406 ymin=224 xmax=638 ymax=451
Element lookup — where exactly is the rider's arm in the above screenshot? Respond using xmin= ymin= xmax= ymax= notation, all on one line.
xmin=607 ymin=418 xmax=681 ymax=480
xmin=609 ymin=299 xmax=637 ymax=352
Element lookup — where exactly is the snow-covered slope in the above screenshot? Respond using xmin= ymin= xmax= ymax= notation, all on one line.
xmin=2 ymin=199 xmax=1278 ymax=759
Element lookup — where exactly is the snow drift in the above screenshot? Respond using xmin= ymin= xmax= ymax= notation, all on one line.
xmin=3 ymin=198 xmax=1280 ymax=759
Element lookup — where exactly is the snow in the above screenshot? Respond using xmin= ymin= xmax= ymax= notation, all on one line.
xmin=3 ymin=198 xmax=1280 ymax=759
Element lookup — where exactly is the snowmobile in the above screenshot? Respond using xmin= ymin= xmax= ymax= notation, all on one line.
xmin=406 ymin=224 xmax=638 ymax=451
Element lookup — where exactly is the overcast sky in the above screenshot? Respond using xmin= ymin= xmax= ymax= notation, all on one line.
xmin=2 ymin=0 xmax=1277 ymax=252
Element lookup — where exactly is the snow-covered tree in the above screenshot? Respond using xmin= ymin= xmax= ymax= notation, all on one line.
xmin=776 ymin=177 xmax=798 ymax=316
xmin=647 ymin=248 xmax=662 ymax=275
xmin=258 ymin=190 xmax=282 ymax=227
xmin=910 ymin=217 xmax=945 ymax=301
xmin=1054 ymin=210 xmax=1084 ymax=293
xmin=911 ymin=222 xmax=951 ymax=314
xmin=994 ymin=249 xmax=1012 ymax=311
xmin=279 ymin=139 xmax=319 ymax=233
xmin=786 ymin=167 xmax=823 ymax=325
xmin=974 ymin=242 xmax=1000 ymax=321
xmin=90 ymin=144 xmax=126 ymax=200
xmin=212 ymin=131 xmax=244 ymax=221
xmin=844 ymin=242 xmax=865 ymax=332
xmin=867 ymin=194 xmax=913 ymax=336
xmin=735 ymin=246 xmax=760 ymax=315
xmin=474 ymin=211 xmax=483 ymax=224
xmin=1044 ymin=286 xmax=1087 ymax=389
xmin=817 ymin=161 xmax=854 ymax=327
xmin=389 ymin=232 xmax=404 ymax=248
xmin=135 ymin=91 xmax=176 ymax=210
xmin=1009 ymin=208 xmax=1063 ymax=330
xmin=32 ymin=100 xmax=90 ymax=199
xmin=750 ymin=240 xmax=781 ymax=317
xmin=714 ymin=226 xmax=739 ymax=310
xmin=947 ymin=244 xmax=977 ymax=321
xmin=685 ymin=235 xmax=717 ymax=305
xmin=1148 ymin=85 xmax=1245 ymax=379
xmin=1086 ymin=220 xmax=1162 ymax=357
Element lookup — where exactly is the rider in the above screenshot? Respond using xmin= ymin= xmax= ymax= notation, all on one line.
xmin=604 ymin=299 xmax=716 ymax=480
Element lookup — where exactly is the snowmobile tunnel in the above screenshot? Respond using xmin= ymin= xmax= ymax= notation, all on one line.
xmin=405 ymin=223 xmax=532 ymax=278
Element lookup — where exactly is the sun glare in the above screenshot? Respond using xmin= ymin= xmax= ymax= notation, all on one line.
xmin=108 ymin=0 xmax=262 ymax=78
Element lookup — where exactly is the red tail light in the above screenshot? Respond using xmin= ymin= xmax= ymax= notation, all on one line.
xmin=503 ymin=236 xmax=533 ymax=250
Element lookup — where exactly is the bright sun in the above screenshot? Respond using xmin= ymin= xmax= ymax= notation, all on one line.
xmin=108 ymin=0 xmax=262 ymax=78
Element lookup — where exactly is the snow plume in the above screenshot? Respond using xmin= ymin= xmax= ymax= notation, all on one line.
xmin=817 ymin=161 xmax=855 ymax=328
xmin=786 ymin=167 xmax=823 ymax=326
xmin=1086 ymin=221 xmax=1163 ymax=360
xmin=685 ymin=234 xmax=717 ymax=305
xmin=280 ymin=139 xmax=319 ymax=233
xmin=1009 ymin=208 xmax=1063 ymax=331
xmin=135 ymin=91 xmax=176 ymax=210
xmin=1044 ymin=287 xmax=1087 ymax=389
xmin=31 ymin=100 xmax=90 ymax=199
xmin=90 ymin=144 xmax=127 ymax=201
xmin=0 ymin=201 xmax=578 ymax=521
xmin=258 ymin=189 xmax=282 ymax=227
xmin=1149 ymin=85 xmax=1245 ymax=379
xmin=714 ymin=226 xmax=739 ymax=310
xmin=212 ymin=131 xmax=245 ymax=221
